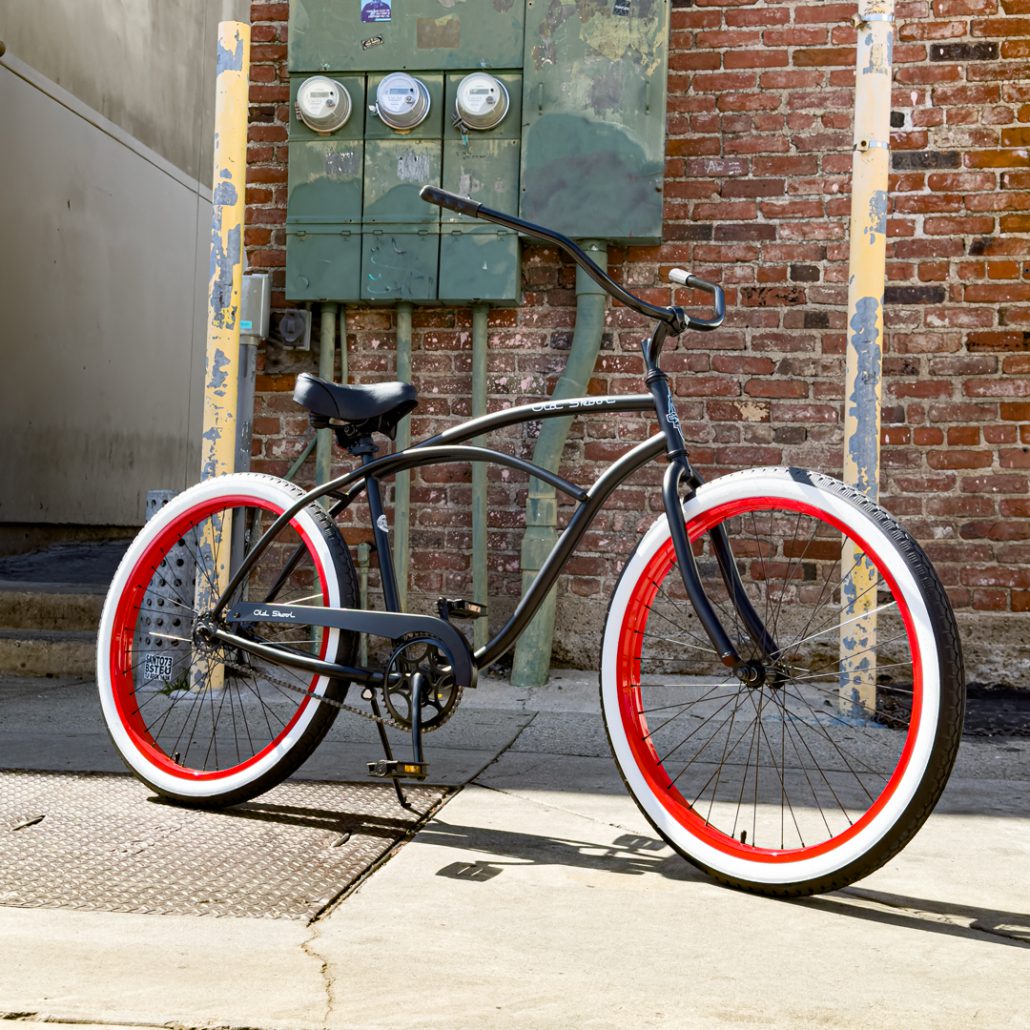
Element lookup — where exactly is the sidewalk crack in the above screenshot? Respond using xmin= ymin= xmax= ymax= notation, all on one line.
xmin=302 ymin=919 xmax=336 ymax=1027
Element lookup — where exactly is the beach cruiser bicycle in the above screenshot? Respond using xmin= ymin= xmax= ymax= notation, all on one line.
xmin=97 ymin=186 xmax=964 ymax=897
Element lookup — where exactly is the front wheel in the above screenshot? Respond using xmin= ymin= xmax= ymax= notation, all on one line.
xmin=97 ymin=473 xmax=358 ymax=808
xmin=600 ymin=467 xmax=964 ymax=896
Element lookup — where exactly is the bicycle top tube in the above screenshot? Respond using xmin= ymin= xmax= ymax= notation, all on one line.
xmin=420 ymin=185 xmax=725 ymax=335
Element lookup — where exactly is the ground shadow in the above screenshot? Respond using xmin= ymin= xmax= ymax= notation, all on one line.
xmin=413 ymin=816 xmax=1030 ymax=951
xmin=154 ymin=787 xmax=1030 ymax=951
xmin=149 ymin=792 xmax=440 ymax=843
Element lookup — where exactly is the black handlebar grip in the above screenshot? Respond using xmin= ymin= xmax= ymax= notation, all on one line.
xmin=419 ymin=185 xmax=483 ymax=219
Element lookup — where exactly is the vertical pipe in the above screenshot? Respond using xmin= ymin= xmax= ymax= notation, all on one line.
xmin=338 ymin=305 xmax=349 ymax=385
xmin=393 ymin=303 xmax=413 ymax=611
xmin=511 ymin=242 xmax=608 ymax=688
xmin=840 ymin=0 xmax=895 ymax=717
xmin=196 ymin=18 xmax=250 ymax=691
xmin=316 ymin=302 xmax=338 ymax=498
xmin=471 ymin=304 xmax=490 ymax=650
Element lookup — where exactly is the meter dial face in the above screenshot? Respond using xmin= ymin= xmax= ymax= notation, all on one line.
xmin=295 ymin=76 xmax=352 ymax=134
xmin=454 ymin=73 xmax=510 ymax=131
xmin=375 ymin=73 xmax=431 ymax=131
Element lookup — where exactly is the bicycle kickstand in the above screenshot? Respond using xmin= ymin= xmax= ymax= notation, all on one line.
xmin=366 ymin=672 xmax=431 ymax=813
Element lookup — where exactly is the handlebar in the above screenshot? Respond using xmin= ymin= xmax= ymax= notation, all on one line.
xmin=419 ymin=185 xmax=725 ymax=336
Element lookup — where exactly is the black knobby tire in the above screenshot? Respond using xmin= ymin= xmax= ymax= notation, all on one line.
xmin=600 ymin=467 xmax=964 ymax=897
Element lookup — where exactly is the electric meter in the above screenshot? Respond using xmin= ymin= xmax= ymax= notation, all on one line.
xmin=372 ymin=72 xmax=432 ymax=132
xmin=454 ymin=73 xmax=510 ymax=131
xmin=295 ymin=76 xmax=352 ymax=134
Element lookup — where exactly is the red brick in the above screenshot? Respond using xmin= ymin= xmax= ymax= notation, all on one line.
xmin=240 ymin=1 xmax=1030 ymax=643
xmin=926 ymin=450 xmax=995 ymax=469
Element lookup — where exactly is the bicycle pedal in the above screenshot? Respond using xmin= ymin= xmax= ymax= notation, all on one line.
xmin=437 ymin=597 xmax=488 ymax=621
xmin=367 ymin=759 xmax=429 ymax=781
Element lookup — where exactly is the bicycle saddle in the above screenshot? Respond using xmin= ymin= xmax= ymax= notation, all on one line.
xmin=293 ymin=372 xmax=418 ymax=440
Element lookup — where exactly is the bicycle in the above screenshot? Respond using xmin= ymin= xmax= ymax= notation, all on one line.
xmin=96 ymin=186 xmax=965 ymax=897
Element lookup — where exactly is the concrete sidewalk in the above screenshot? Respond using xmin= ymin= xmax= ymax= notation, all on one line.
xmin=0 ymin=671 xmax=1028 ymax=1028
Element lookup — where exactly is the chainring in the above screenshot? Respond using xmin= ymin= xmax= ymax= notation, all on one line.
xmin=381 ymin=634 xmax=463 ymax=732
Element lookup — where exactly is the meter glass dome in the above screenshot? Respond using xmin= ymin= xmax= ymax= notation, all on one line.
xmin=455 ymin=73 xmax=509 ymax=131
xmin=375 ymin=73 xmax=431 ymax=131
xmin=296 ymin=76 xmax=352 ymax=134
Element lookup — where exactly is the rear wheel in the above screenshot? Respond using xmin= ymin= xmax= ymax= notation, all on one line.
xmin=601 ymin=467 xmax=964 ymax=896
xmin=97 ymin=474 xmax=357 ymax=807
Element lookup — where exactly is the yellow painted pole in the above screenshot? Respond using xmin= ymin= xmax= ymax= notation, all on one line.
xmin=195 ymin=20 xmax=251 ymax=690
xmin=840 ymin=0 xmax=894 ymax=718
xmin=201 ymin=20 xmax=250 ymax=483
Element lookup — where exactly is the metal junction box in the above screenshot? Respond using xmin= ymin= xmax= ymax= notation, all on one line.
xmin=285 ymin=0 xmax=669 ymax=306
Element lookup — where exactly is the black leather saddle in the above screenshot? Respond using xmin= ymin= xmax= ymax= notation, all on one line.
xmin=293 ymin=372 xmax=417 ymax=441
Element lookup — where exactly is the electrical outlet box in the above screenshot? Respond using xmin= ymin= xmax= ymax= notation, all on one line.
xmin=240 ymin=272 xmax=271 ymax=339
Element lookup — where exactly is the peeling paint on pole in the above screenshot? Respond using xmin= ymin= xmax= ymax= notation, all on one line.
xmin=845 ymin=295 xmax=883 ymax=501
xmin=196 ymin=20 xmax=250 ymax=691
xmin=201 ymin=21 xmax=249 ymax=483
xmin=841 ymin=1 xmax=895 ymax=717
xmin=864 ymin=190 xmax=888 ymax=245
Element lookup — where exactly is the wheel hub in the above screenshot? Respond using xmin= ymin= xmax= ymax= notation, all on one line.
xmin=735 ymin=659 xmax=766 ymax=689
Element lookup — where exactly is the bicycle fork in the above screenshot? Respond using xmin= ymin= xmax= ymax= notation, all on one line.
xmin=645 ymin=344 xmax=779 ymax=678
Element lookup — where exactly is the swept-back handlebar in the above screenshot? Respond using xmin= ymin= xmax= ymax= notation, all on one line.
xmin=419 ymin=185 xmax=725 ymax=334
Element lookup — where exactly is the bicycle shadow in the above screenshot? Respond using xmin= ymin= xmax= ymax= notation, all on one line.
xmin=416 ymin=817 xmax=1030 ymax=951
xmin=149 ymin=794 xmax=431 ymax=842
xmin=165 ymin=795 xmax=1030 ymax=951
xmin=794 ymin=887 xmax=1030 ymax=950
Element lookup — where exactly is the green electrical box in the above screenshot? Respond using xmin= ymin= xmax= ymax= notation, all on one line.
xmin=521 ymin=1 xmax=669 ymax=243
xmin=285 ymin=1 xmax=669 ymax=305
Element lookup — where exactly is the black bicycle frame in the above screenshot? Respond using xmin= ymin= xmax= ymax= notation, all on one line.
xmin=210 ymin=387 xmax=775 ymax=684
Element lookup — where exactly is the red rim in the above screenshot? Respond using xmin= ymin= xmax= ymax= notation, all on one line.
xmin=615 ymin=495 xmax=923 ymax=863
xmin=108 ymin=494 xmax=331 ymax=781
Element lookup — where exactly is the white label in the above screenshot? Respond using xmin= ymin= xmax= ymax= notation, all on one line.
xmin=143 ymin=653 xmax=174 ymax=682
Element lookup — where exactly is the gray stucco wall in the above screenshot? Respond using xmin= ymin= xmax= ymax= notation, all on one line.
xmin=0 ymin=1 xmax=249 ymax=526
xmin=0 ymin=0 xmax=247 ymax=184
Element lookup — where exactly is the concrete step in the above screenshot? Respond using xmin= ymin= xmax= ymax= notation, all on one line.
xmin=0 ymin=581 xmax=106 ymax=633
xmin=0 ymin=628 xmax=96 ymax=679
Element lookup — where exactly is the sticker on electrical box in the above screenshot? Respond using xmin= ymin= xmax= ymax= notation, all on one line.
xmin=613 ymin=0 xmax=631 ymax=14
xmin=361 ymin=0 xmax=391 ymax=23
xmin=143 ymin=653 xmax=175 ymax=683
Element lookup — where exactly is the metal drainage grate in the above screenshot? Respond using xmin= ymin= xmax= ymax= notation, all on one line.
xmin=0 ymin=770 xmax=448 ymax=921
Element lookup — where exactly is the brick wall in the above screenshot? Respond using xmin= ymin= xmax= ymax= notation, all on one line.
xmin=245 ymin=0 xmax=1030 ymax=683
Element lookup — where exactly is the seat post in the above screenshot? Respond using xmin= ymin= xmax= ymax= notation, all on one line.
xmin=349 ymin=437 xmax=403 ymax=614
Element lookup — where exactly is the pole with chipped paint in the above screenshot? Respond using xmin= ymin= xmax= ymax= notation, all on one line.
xmin=840 ymin=0 xmax=894 ymax=717
xmin=201 ymin=20 xmax=250 ymax=483
xmin=195 ymin=18 xmax=250 ymax=691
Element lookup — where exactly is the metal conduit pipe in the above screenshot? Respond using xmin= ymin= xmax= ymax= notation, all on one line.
xmin=471 ymin=304 xmax=490 ymax=650
xmin=315 ymin=302 xmax=338 ymax=498
xmin=393 ymin=302 xmax=413 ymax=611
xmin=511 ymin=241 xmax=608 ymax=688
xmin=339 ymin=304 xmax=348 ymax=384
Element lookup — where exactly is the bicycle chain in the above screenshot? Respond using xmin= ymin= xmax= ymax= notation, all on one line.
xmin=219 ymin=641 xmax=464 ymax=733
xmin=220 ymin=654 xmax=394 ymax=727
